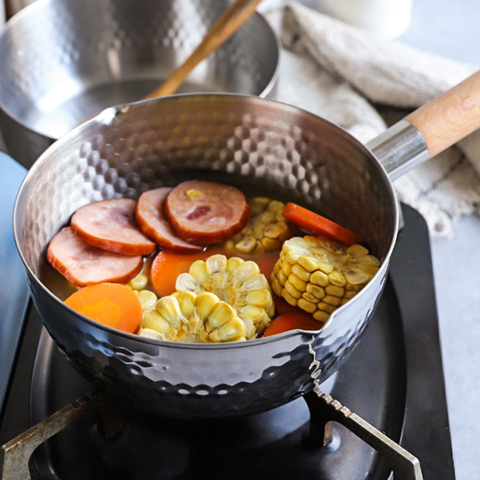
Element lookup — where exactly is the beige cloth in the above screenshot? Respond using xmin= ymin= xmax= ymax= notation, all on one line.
xmin=264 ymin=1 xmax=480 ymax=237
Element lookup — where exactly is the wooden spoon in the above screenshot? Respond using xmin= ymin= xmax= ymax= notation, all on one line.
xmin=81 ymin=0 xmax=265 ymax=125
xmin=145 ymin=0 xmax=266 ymax=99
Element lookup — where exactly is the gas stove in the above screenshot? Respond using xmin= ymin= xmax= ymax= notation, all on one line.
xmin=0 ymin=156 xmax=455 ymax=479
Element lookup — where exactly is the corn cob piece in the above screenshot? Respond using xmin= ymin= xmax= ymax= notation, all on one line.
xmin=270 ymin=236 xmax=380 ymax=323
xmin=140 ymin=291 xmax=247 ymax=343
xmin=226 ymin=197 xmax=292 ymax=255
xmin=176 ymin=254 xmax=275 ymax=337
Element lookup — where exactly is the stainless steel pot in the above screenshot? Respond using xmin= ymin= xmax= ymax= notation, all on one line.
xmin=13 ymin=71 xmax=480 ymax=419
xmin=0 ymin=0 xmax=279 ymax=169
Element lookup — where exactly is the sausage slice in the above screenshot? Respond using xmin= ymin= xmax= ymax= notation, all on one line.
xmin=135 ymin=188 xmax=203 ymax=253
xmin=71 ymin=198 xmax=156 ymax=256
xmin=47 ymin=227 xmax=143 ymax=287
xmin=165 ymin=180 xmax=250 ymax=244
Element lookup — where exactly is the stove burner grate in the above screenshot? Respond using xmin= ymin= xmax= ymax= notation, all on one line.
xmin=2 ymin=389 xmax=422 ymax=480
xmin=0 ymin=205 xmax=456 ymax=480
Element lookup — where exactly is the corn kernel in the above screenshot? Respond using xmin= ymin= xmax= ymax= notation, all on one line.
xmin=143 ymin=310 xmax=173 ymax=335
xmin=289 ymin=273 xmax=307 ymax=292
xmin=271 ymin=278 xmax=283 ymax=297
xmin=347 ymin=244 xmax=369 ymax=257
xmin=328 ymin=271 xmax=346 ymax=287
xmin=313 ymin=310 xmax=330 ymax=322
xmin=323 ymin=295 xmax=342 ymax=306
xmin=175 ymin=291 xmax=196 ymax=318
xmin=306 ymin=283 xmax=326 ymax=300
xmin=128 ymin=274 xmax=148 ymax=291
xmin=264 ymin=223 xmax=282 ymax=239
xmin=318 ymin=302 xmax=337 ymax=314
xmin=284 ymin=279 xmax=302 ymax=299
xmin=281 ymin=260 xmax=292 ymax=276
xmin=277 ymin=269 xmax=288 ymax=286
xmin=267 ymin=200 xmax=284 ymax=212
xmin=246 ymin=289 xmax=272 ymax=309
xmin=298 ymin=255 xmax=320 ymax=273
xmin=190 ymin=260 xmax=209 ymax=284
xmin=137 ymin=290 xmax=158 ymax=311
xmin=281 ymin=290 xmax=298 ymax=306
xmin=310 ymin=270 xmax=329 ymax=287
xmin=302 ymin=292 xmax=320 ymax=303
xmin=325 ymin=285 xmax=345 ymax=297
xmin=291 ymin=263 xmax=310 ymax=282
xmin=235 ymin=235 xmax=257 ymax=253
xmin=298 ymin=298 xmax=317 ymax=314
xmin=345 ymin=270 xmax=370 ymax=285
xmin=226 ymin=257 xmax=244 ymax=273
xmin=196 ymin=292 xmax=220 ymax=319
xmin=156 ymin=297 xmax=183 ymax=329
xmin=206 ymin=302 xmax=236 ymax=329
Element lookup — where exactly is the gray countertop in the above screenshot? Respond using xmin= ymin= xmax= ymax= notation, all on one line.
xmin=393 ymin=2 xmax=480 ymax=479
xmin=1 ymin=1 xmax=479 ymax=479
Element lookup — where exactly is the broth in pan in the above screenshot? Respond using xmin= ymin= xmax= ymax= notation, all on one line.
xmin=42 ymin=180 xmax=380 ymax=342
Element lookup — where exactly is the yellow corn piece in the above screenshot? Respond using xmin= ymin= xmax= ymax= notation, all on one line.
xmin=176 ymin=254 xmax=274 ymax=337
xmin=141 ymin=290 xmax=246 ymax=343
xmin=228 ymin=197 xmax=293 ymax=255
xmin=271 ymin=236 xmax=380 ymax=323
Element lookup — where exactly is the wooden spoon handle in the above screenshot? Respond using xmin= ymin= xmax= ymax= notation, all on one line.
xmin=405 ymin=69 xmax=480 ymax=157
xmin=144 ymin=0 xmax=265 ymax=99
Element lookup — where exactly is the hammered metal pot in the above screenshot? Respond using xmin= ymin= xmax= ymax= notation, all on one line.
xmin=13 ymin=81 xmax=480 ymax=418
xmin=0 ymin=0 xmax=279 ymax=169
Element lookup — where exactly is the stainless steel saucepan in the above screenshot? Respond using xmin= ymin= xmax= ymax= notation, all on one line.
xmin=13 ymin=71 xmax=480 ymax=419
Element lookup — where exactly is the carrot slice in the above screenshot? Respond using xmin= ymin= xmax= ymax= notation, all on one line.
xmin=65 ymin=283 xmax=142 ymax=333
xmin=282 ymin=203 xmax=364 ymax=246
xmin=150 ymin=248 xmax=221 ymax=297
xmin=263 ymin=310 xmax=323 ymax=337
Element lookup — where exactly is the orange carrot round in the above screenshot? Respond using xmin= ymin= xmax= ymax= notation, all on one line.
xmin=65 ymin=283 xmax=142 ymax=333
xmin=282 ymin=203 xmax=364 ymax=246
xmin=263 ymin=310 xmax=323 ymax=337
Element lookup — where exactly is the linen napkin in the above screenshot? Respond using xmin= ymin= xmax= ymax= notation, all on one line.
xmin=263 ymin=1 xmax=480 ymax=237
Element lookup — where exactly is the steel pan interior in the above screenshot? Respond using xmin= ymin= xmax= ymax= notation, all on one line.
xmin=0 ymin=0 xmax=279 ymax=167
xmin=13 ymin=95 xmax=397 ymax=418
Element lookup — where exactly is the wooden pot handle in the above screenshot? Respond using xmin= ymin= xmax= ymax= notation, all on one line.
xmin=405 ymin=69 xmax=480 ymax=157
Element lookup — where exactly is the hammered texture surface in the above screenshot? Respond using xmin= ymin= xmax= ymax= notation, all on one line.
xmin=15 ymin=95 xmax=397 ymax=417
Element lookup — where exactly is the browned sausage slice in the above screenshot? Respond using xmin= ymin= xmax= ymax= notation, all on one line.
xmin=47 ymin=227 xmax=143 ymax=287
xmin=165 ymin=180 xmax=250 ymax=244
xmin=71 ymin=198 xmax=156 ymax=256
xmin=135 ymin=188 xmax=203 ymax=253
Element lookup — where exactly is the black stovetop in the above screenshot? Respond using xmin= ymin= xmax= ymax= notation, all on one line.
xmin=0 ymin=205 xmax=456 ymax=480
